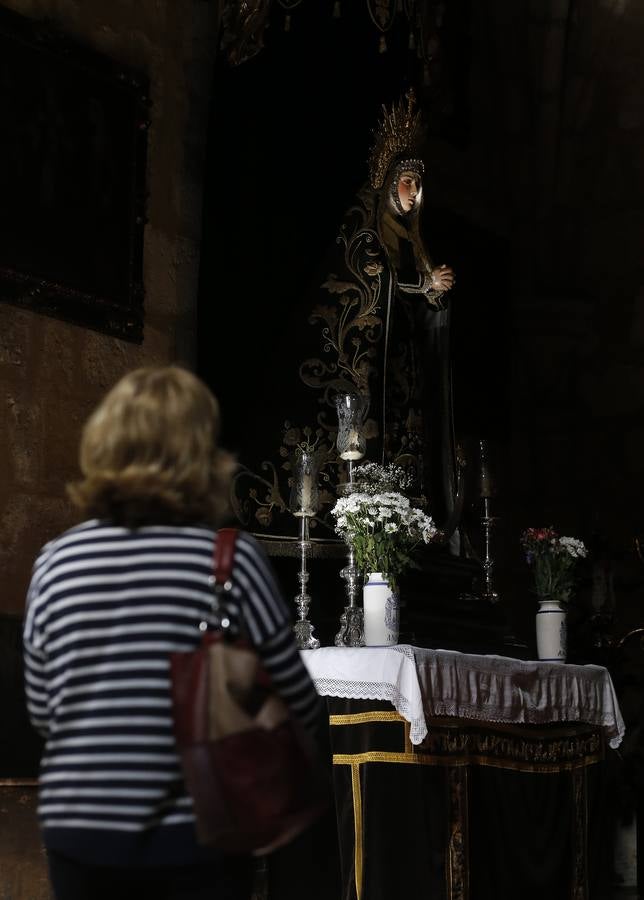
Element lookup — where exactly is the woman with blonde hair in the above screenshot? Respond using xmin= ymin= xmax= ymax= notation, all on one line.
xmin=23 ymin=366 xmax=321 ymax=900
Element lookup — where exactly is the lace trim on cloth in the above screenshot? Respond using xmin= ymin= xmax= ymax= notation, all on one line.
xmin=301 ymin=645 xmax=626 ymax=749
xmin=312 ymin=676 xmax=428 ymax=745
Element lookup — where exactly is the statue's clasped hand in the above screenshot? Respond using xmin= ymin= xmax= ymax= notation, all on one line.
xmin=430 ymin=264 xmax=455 ymax=292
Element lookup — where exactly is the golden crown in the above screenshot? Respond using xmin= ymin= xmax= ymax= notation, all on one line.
xmin=367 ymin=89 xmax=424 ymax=190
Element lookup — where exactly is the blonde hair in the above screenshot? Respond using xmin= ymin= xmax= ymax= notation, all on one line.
xmin=68 ymin=366 xmax=237 ymax=527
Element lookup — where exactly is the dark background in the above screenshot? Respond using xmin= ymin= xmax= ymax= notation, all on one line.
xmin=0 ymin=6 xmax=147 ymax=340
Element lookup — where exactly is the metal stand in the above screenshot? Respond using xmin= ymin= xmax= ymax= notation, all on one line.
xmin=478 ymin=440 xmax=499 ymax=605
xmin=335 ymin=459 xmax=365 ymax=646
xmin=293 ymin=516 xmax=320 ymax=649
xmin=481 ymin=495 xmax=499 ymax=604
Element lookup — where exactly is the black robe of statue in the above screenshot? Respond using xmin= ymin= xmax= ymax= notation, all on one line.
xmin=296 ymin=175 xmax=458 ymax=535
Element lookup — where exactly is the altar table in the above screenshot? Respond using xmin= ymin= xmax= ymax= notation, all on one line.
xmin=299 ymin=645 xmax=625 ymax=900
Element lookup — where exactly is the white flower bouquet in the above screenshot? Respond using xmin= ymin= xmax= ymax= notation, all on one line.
xmin=346 ymin=461 xmax=413 ymax=494
xmin=331 ymin=470 xmax=438 ymax=591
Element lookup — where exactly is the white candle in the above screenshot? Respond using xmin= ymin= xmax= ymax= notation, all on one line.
xmin=340 ymin=428 xmax=363 ymax=461
xmin=300 ymin=473 xmax=313 ymax=513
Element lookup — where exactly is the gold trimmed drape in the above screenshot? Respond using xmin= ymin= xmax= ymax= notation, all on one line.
xmin=327 ymin=698 xmax=614 ymax=900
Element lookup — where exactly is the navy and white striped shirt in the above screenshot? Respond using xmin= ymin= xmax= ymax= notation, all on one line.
xmin=23 ymin=520 xmax=321 ymax=866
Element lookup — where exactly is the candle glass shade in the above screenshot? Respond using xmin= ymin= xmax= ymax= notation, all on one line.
xmin=289 ymin=448 xmax=321 ymax=518
xmin=478 ymin=439 xmax=495 ymax=498
xmin=335 ymin=393 xmax=367 ymax=461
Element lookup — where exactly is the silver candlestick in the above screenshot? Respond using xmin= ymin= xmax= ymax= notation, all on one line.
xmin=290 ymin=446 xmax=321 ymax=649
xmin=293 ymin=515 xmax=320 ymax=649
xmin=479 ymin=440 xmax=499 ymax=604
xmin=335 ymin=547 xmax=365 ymax=647
xmin=335 ymin=457 xmax=365 ymax=647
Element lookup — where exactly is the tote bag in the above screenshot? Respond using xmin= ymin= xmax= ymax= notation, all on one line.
xmin=170 ymin=528 xmax=329 ymax=855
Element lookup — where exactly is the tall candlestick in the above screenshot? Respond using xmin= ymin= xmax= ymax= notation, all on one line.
xmin=479 ymin=438 xmax=499 ymax=604
xmin=289 ymin=447 xmax=321 ymax=648
xmin=334 ymin=393 xmax=366 ymax=647
xmin=293 ymin=516 xmax=320 ymax=650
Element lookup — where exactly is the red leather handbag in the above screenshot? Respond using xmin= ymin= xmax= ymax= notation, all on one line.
xmin=169 ymin=528 xmax=329 ymax=855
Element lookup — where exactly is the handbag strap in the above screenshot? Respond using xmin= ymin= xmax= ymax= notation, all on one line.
xmin=214 ymin=527 xmax=238 ymax=587
xmin=204 ymin=527 xmax=239 ymax=636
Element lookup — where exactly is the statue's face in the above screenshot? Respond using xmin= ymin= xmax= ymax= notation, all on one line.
xmin=397 ymin=171 xmax=422 ymax=213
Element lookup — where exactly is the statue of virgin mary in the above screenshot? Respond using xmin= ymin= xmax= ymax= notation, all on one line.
xmin=299 ymin=89 xmax=460 ymax=541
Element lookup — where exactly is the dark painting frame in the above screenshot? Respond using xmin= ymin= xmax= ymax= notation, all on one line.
xmin=0 ymin=8 xmax=149 ymax=342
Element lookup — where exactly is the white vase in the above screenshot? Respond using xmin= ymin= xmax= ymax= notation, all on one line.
xmin=535 ymin=599 xmax=567 ymax=662
xmin=363 ymin=572 xmax=399 ymax=646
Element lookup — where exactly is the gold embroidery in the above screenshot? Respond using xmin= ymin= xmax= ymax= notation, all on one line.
xmin=329 ymin=711 xmax=405 ymax=726
xmin=351 ymin=763 xmax=363 ymax=900
xmin=334 ymin=751 xmax=464 ymax=766
xmin=404 ymin=719 xmax=412 ymax=755
xmin=329 ymin=712 xmax=603 ymax=770
xmin=333 ymin=750 xmax=601 ymax=774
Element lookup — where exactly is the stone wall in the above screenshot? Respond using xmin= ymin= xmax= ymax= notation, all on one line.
xmin=0 ymin=0 xmax=219 ymax=615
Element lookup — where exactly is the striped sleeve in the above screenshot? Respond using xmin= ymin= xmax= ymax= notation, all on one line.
xmin=231 ymin=533 xmax=322 ymax=734
xmin=23 ymin=548 xmax=53 ymax=737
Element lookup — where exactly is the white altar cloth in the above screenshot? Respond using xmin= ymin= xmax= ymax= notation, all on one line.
xmin=301 ymin=644 xmax=626 ymax=749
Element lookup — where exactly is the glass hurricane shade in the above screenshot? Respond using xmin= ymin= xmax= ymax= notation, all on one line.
xmin=289 ymin=449 xmax=321 ymax=517
xmin=335 ymin=393 xmax=367 ymax=461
